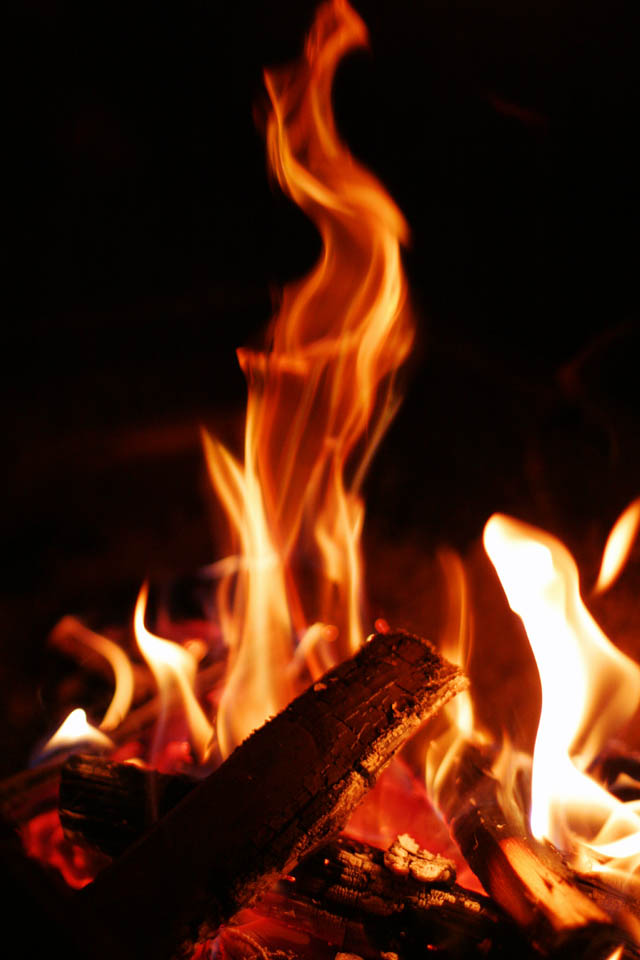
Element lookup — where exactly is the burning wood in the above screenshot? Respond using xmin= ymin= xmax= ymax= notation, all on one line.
xmin=262 ymin=836 xmax=528 ymax=959
xmin=6 ymin=1 xmax=640 ymax=958
xmin=59 ymin=758 xmax=532 ymax=957
xmin=436 ymin=742 xmax=639 ymax=959
xmin=74 ymin=629 xmax=465 ymax=960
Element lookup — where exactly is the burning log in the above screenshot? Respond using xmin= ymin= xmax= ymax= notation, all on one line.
xmin=60 ymin=756 xmax=528 ymax=957
xmin=76 ymin=629 xmax=465 ymax=960
xmin=0 ymin=659 xmax=225 ymax=828
xmin=262 ymin=835 xmax=530 ymax=959
xmin=436 ymin=743 xmax=639 ymax=959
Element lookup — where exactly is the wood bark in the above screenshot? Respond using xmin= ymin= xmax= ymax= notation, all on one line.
xmin=436 ymin=743 xmax=639 ymax=959
xmin=77 ymin=630 xmax=466 ymax=960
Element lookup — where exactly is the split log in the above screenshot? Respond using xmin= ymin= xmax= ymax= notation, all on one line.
xmin=78 ymin=630 xmax=466 ymax=960
xmin=435 ymin=742 xmax=640 ymax=959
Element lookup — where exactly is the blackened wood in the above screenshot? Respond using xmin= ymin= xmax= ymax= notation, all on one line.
xmin=60 ymin=755 xmax=198 ymax=856
xmin=436 ymin=743 xmax=638 ymax=958
xmin=79 ymin=630 xmax=466 ymax=960
xmin=60 ymin=756 xmax=525 ymax=956
xmin=0 ymin=660 xmax=225 ymax=829
xmin=261 ymin=836 xmax=532 ymax=959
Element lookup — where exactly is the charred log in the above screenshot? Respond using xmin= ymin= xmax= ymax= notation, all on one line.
xmin=60 ymin=755 xmax=198 ymax=856
xmin=59 ymin=759 xmax=526 ymax=957
xmin=261 ymin=835 xmax=532 ymax=959
xmin=0 ymin=660 xmax=225 ymax=829
xmin=78 ymin=630 xmax=466 ymax=960
xmin=436 ymin=743 xmax=639 ymax=959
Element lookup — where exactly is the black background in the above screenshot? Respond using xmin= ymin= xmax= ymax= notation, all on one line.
xmin=4 ymin=0 xmax=640 ymax=772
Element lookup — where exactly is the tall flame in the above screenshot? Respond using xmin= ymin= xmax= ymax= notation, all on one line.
xmin=484 ymin=514 xmax=640 ymax=879
xmin=204 ymin=0 xmax=413 ymax=755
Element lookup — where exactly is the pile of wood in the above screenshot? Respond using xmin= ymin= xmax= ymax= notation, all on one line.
xmin=2 ymin=629 xmax=639 ymax=960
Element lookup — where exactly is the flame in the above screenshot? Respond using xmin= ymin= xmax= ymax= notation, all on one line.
xmin=49 ymin=615 xmax=135 ymax=731
xmin=204 ymin=0 xmax=413 ymax=755
xmin=133 ymin=583 xmax=214 ymax=763
xmin=595 ymin=496 xmax=640 ymax=594
xmin=483 ymin=514 xmax=640 ymax=879
xmin=39 ymin=708 xmax=114 ymax=760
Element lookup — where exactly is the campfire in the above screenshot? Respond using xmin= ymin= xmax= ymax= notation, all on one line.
xmin=3 ymin=1 xmax=639 ymax=958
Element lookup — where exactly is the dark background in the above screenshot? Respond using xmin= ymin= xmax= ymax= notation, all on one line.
xmin=4 ymin=0 xmax=640 ymax=772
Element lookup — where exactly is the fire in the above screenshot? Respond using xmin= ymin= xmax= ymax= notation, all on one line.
xmin=49 ymin=616 xmax=135 ymax=731
xmin=203 ymin=0 xmax=413 ymax=755
xmin=17 ymin=0 xmax=640 ymax=940
xmin=483 ymin=513 xmax=640 ymax=880
xmin=133 ymin=582 xmax=214 ymax=764
xmin=39 ymin=707 xmax=114 ymax=760
xmin=595 ymin=496 xmax=640 ymax=595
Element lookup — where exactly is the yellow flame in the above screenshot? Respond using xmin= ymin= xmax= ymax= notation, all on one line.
xmin=595 ymin=496 xmax=640 ymax=594
xmin=133 ymin=583 xmax=214 ymax=763
xmin=40 ymin=708 xmax=114 ymax=759
xmin=484 ymin=514 xmax=640 ymax=878
xmin=204 ymin=0 xmax=413 ymax=755
xmin=49 ymin=616 xmax=135 ymax=731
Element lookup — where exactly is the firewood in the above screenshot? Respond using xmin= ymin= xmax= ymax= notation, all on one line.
xmin=59 ymin=759 xmax=527 ymax=956
xmin=261 ymin=835 xmax=532 ymax=959
xmin=435 ymin=742 xmax=639 ymax=959
xmin=60 ymin=755 xmax=198 ymax=856
xmin=0 ymin=659 xmax=225 ymax=828
xmin=76 ymin=630 xmax=466 ymax=960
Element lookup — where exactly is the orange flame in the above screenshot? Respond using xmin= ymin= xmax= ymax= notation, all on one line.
xmin=49 ymin=616 xmax=135 ymax=731
xmin=484 ymin=514 xmax=640 ymax=880
xmin=204 ymin=0 xmax=413 ymax=755
xmin=595 ymin=496 xmax=640 ymax=594
xmin=425 ymin=549 xmax=482 ymax=802
xmin=133 ymin=583 xmax=214 ymax=763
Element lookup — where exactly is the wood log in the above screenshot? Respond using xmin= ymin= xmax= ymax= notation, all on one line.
xmin=76 ymin=630 xmax=466 ymax=960
xmin=435 ymin=742 xmax=639 ymax=959
xmin=261 ymin=835 xmax=532 ymax=959
xmin=60 ymin=754 xmax=198 ymax=856
xmin=59 ymin=757 xmax=528 ymax=960
xmin=0 ymin=659 xmax=225 ymax=828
